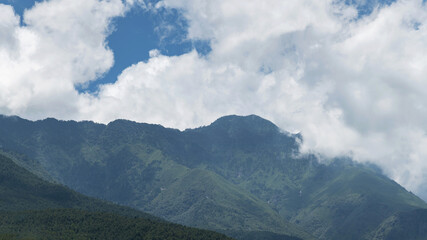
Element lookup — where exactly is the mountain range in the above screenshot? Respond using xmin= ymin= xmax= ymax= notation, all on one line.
xmin=0 ymin=114 xmax=426 ymax=239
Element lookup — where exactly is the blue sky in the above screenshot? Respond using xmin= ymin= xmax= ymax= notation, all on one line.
xmin=1 ymin=0 xmax=427 ymax=199
xmin=346 ymin=0 xmax=396 ymax=16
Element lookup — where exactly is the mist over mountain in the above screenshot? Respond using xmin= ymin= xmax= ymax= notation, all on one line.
xmin=0 ymin=114 xmax=426 ymax=240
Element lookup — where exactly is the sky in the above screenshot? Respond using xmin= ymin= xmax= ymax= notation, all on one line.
xmin=1 ymin=0 xmax=427 ymax=200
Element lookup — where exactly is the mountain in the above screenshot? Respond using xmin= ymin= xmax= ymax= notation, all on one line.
xmin=0 ymin=115 xmax=310 ymax=239
xmin=178 ymin=115 xmax=427 ymax=239
xmin=0 ymin=152 xmax=233 ymax=239
xmin=0 ymin=114 xmax=425 ymax=239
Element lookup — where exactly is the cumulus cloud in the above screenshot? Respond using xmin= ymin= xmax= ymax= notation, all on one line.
xmin=1 ymin=0 xmax=427 ymax=199
xmin=0 ymin=0 xmax=126 ymax=118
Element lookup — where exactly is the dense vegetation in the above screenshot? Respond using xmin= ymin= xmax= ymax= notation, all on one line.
xmin=0 ymin=209 xmax=233 ymax=240
xmin=0 ymin=153 xmax=152 ymax=218
xmin=0 ymin=153 xmax=233 ymax=240
xmin=223 ymin=230 xmax=303 ymax=240
xmin=0 ymin=114 xmax=426 ymax=239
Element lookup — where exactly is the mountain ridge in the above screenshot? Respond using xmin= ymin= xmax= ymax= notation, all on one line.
xmin=0 ymin=114 xmax=425 ymax=240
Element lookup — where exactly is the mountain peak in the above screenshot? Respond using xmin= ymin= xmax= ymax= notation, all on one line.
xmin=188 ymin=115 xmax=293 ymax=149
xmin=209 ymin=114 xmax=279 ymax=133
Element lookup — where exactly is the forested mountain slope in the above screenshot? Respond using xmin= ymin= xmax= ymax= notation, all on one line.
xmin=0 ymin=153 xmax=233 ymax=240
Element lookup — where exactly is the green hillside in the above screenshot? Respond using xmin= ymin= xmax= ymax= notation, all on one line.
xmin=148 ymin=168 xmax=307 ymax=237
xmin=0 ymin=114 xmax=425 ymax=240
xmin=0 ymin=153 xmax=149 ymax=217
xmin=0 ymin=153 xmax=233 ymax=240
xmin=290 ymin=163 xmax=425 ymax=239
xmin=371 ymin=208 xmax=427 ymax=240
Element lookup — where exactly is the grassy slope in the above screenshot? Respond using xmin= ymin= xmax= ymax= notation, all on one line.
xmin=0 ymin=153 xmax=233 ymax=240
xmin=292 ymin=164 xmax=426 ymax=240
xmin=148 ymin=168 xmax=310 ymax=239
xmin=371 ymin=208 xmax=427 ymax=240
xmin=0 ymin=153 xmax=151 ymax=218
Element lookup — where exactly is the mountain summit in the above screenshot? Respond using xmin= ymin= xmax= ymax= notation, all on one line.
xmin=208 ymin=114 xmax=280 ymax=133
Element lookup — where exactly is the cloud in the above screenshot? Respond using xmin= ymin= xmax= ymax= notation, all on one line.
xmin=0 ymin=4 xmax=19 ymax=50
xmin=1 ymin=0 xmax=427 ymax=199
xmin=0 ymin=0 xmax=125 ymax=118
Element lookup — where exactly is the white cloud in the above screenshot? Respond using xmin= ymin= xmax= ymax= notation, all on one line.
xmin=0 ymin=0 xmax=126 ymax=118
xmin=1 ymin=0 xmax=427 ymax=199
xmin=0 ymin=4 xmax=19 ymax=51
